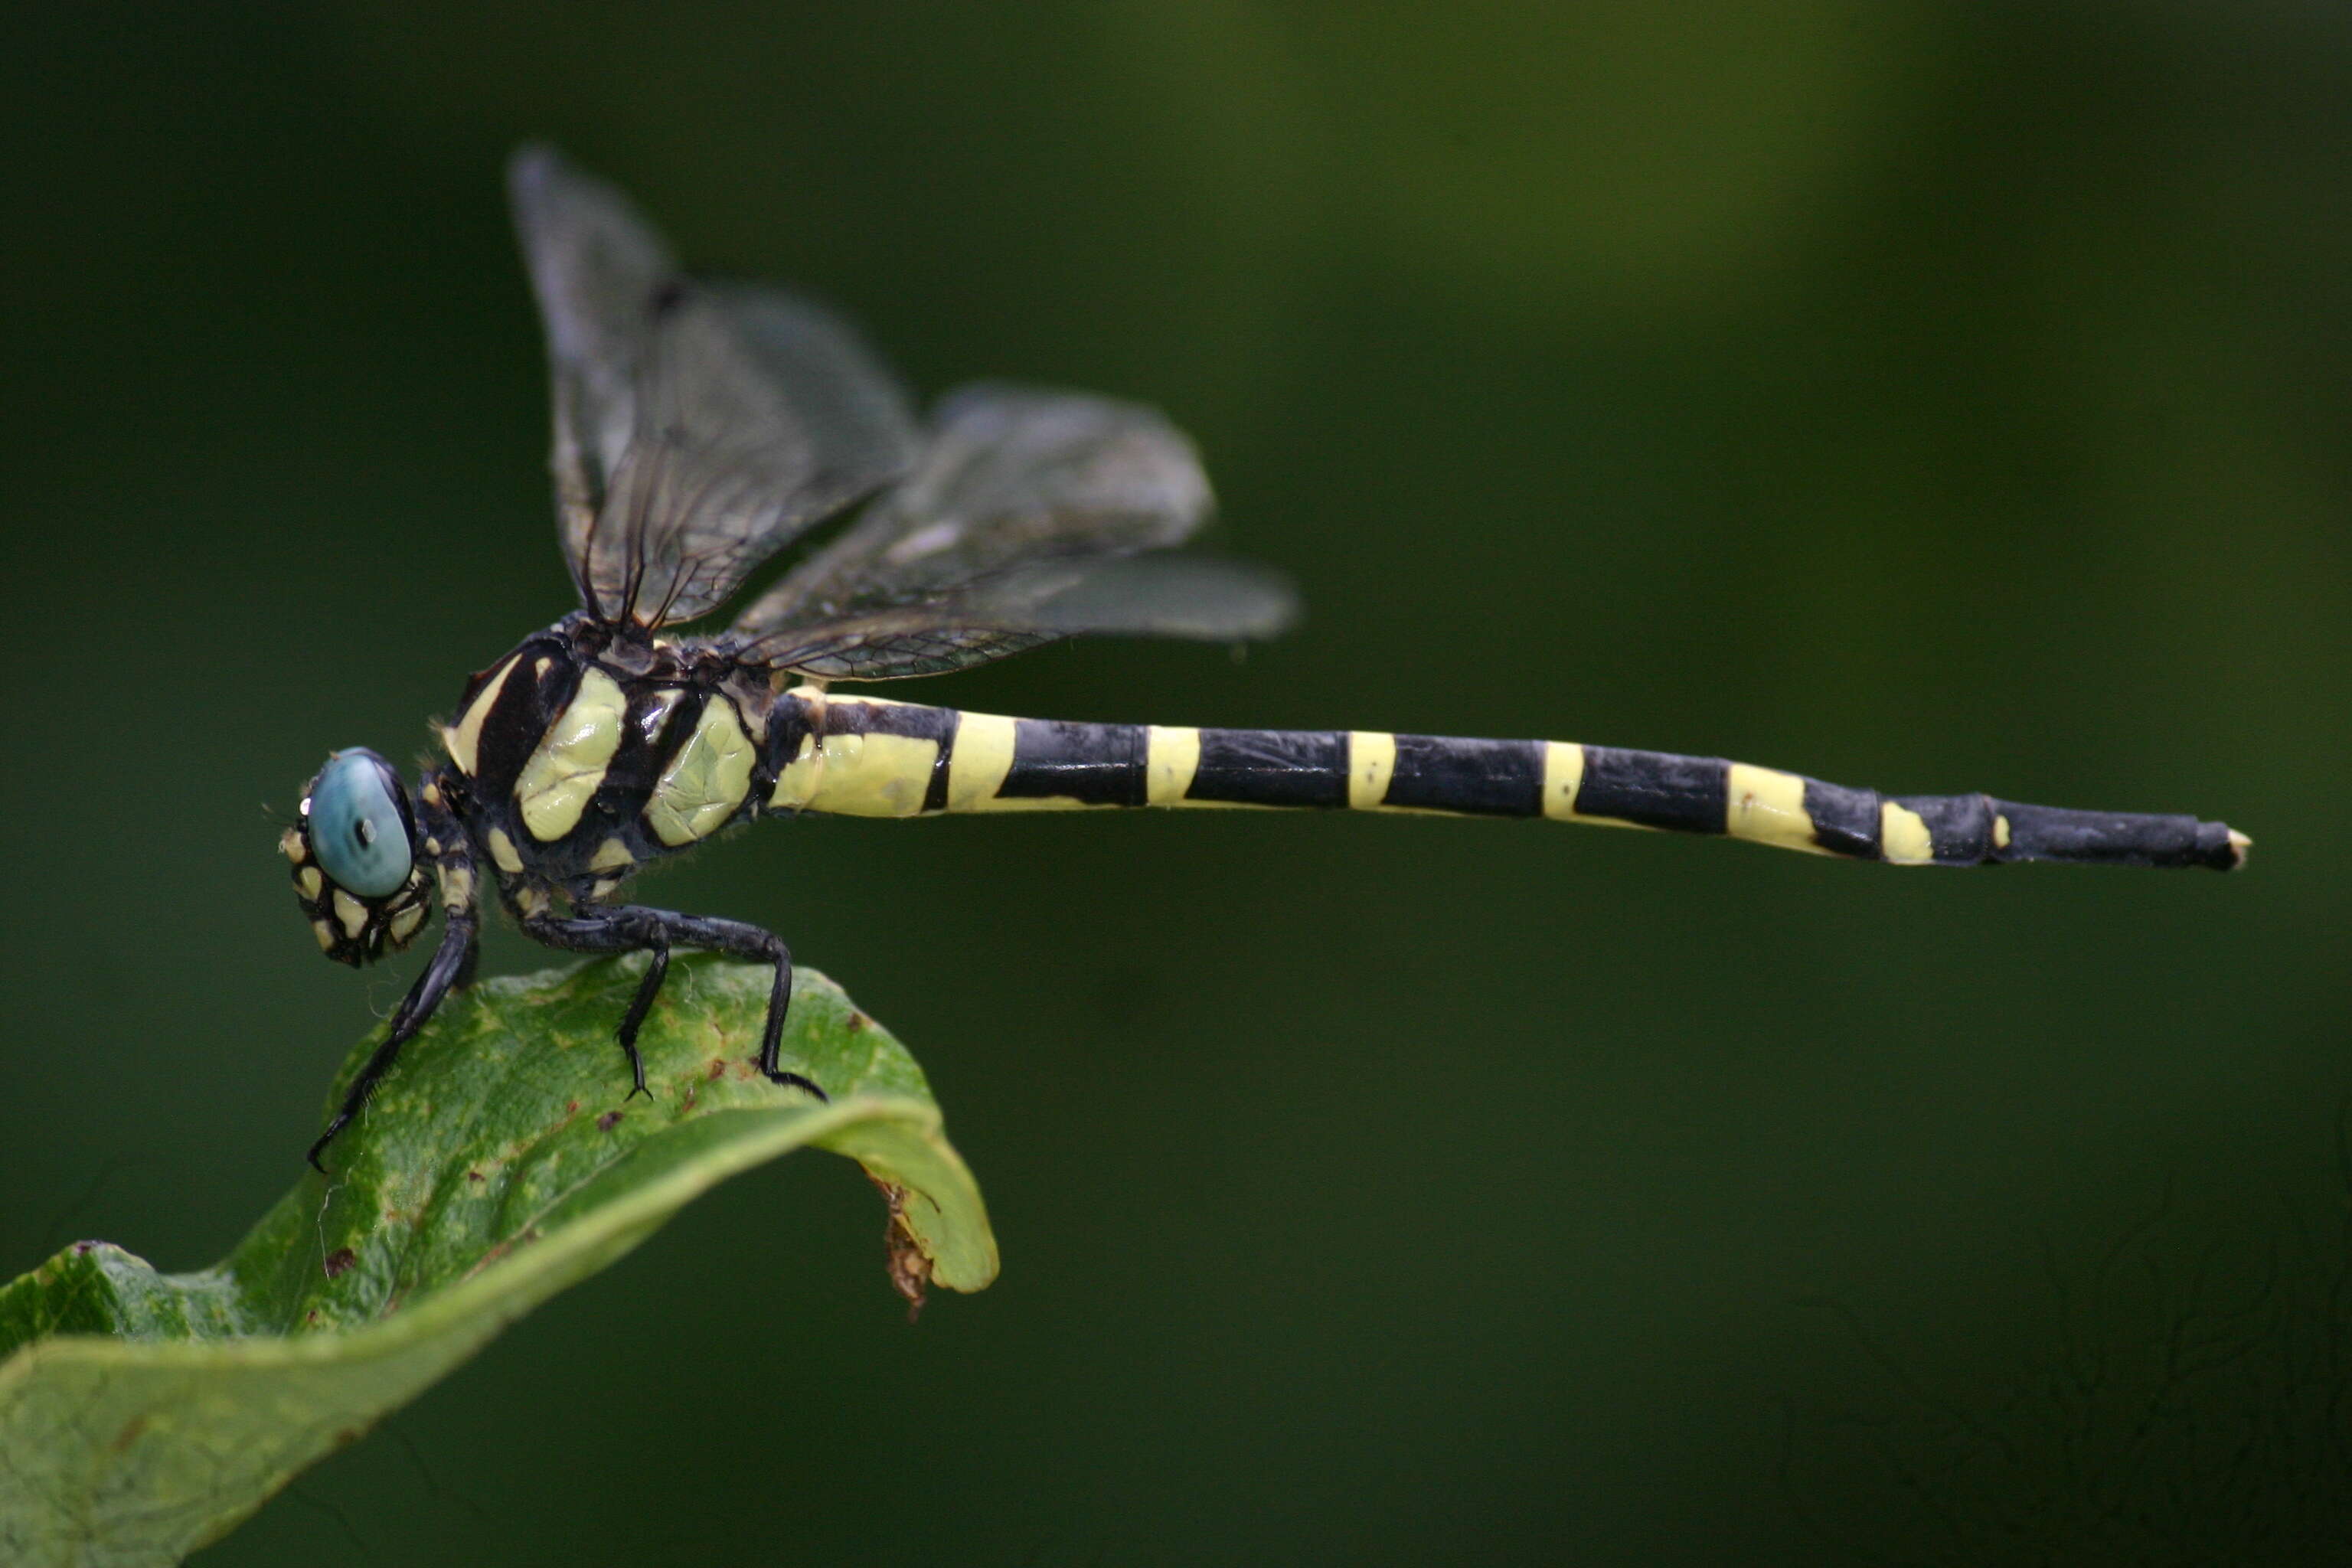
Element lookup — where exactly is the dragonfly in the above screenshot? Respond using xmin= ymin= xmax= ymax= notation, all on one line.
xmin=283 ymin=147 xmax=2248 ymax=1169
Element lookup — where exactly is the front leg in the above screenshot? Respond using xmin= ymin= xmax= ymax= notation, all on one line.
xmin=309 ymin=786 xmax=480 ymax=1171
xmin=518 ymin=905 xmax=828 ymax=1102
xmin=309 ymin=911 xmax=479 ymax=1171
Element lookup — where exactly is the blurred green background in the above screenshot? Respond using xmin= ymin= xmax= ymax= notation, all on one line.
xmin=5 ymin=3 xmax=2349 ymax=1562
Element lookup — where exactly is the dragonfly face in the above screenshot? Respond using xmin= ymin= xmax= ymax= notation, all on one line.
xmin=283 ymin=146 xmax=2244 ymax=1172
xmin=283 ymin=748 xmax=432 ymax=968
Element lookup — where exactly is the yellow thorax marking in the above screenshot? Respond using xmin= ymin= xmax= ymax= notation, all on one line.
xmin=441 ymin=654 xmax=521 ymax=776
xmin=645 ymin=696 xmax=755 ymax=845
xmin=514 ymin=669 xmax=627 ymax=841
xmin=485 ymin=828 xmax=524 ymax=874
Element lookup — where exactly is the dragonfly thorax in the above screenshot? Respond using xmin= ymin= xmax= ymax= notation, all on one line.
xmin=433 ymin=621 xmax=781 ymax=912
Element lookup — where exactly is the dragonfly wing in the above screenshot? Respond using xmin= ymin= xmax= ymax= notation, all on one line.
xmin=593 ymin=280 xmax=920 ymax=625
xmin=508 ymin=147 xmax=920 ymax=626
xmin=733 ymin=386 xmax=1208 ymax=628
xmin=733 ymin=384 xmax=1291 ymax=678
xmin=751 ymin=554 xmax=1298 ymax=681
xmin=508 ymin=145 xmax=672 ymax=609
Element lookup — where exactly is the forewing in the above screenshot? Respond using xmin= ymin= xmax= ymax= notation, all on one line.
xmin=508 ymin=148 xmax=920 ymax=626
xmin=593 ymin=282 xmax=920 ymax=624
xmin=508 ymin=145 xmax=673 ymax=606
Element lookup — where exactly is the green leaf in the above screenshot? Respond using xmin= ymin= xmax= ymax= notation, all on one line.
xmin=0 ymin=956 xmax=995 ymax=1567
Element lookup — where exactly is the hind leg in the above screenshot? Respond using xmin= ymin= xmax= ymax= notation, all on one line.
xmin=520 ymin=906 xmax=825 ymax=1099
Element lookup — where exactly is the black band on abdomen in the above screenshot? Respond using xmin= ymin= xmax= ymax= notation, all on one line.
xmin=1385 ymin=735 xmax=1545 ymax=816
xmin=998 ymin=719 xmax=1148 ymax=806
xmin=1189 ymin=729 xmax=1349 ymax=808
xmin=1574 ymin=746 xmax=1730 ymax=834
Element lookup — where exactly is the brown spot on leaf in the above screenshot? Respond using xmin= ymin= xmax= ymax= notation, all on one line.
xmin=466 ymin=1169 xmax=485 ymax=1184
xmin=462 ymin=1240 xmax=512 ymax=1280
xmin=333 ymin=1426 xmax=362 ymax=1449
xmin=109 ymin=1416 xmax=147 ymax=1453
xmin=322 ymin=1246 xmax=358 ymax=1279
xmin=708 ymin=1057 xmax=727 ymax=1080
xmin=871 ymin=1178 xmax=932 ymax=1324
xmin=847 ymin=1011 xmax=870 ymax=1033
xmin=566 ymin=1099 xmax=580 ymax=1116
xmin=71 ymin=1240 xmax=96 ymax=1256
xmin=596 ymin=1110 xmax=622 ymax=1132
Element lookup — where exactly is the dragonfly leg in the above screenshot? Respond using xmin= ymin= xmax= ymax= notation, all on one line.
xmin=309 ymin=913 xmax=479 ymax=1172
xmin=612 ymin=939 xmax=668 ymax=1099
xmin=520 ymin=906 xmax=824 ymax=1103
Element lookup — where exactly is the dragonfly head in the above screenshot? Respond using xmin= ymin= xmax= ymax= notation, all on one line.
xmin=283 ymin=748 xmax=434 ymax=967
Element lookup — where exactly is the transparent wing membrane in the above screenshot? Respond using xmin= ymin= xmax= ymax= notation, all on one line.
xmin=507 ymin=146 xmax=674 ymax=607
xmin=731 ymin=387 xmax=1290 ymax=678
xmin=508 ymin=148 xmax=919 ymax=627
xmin=593 ymin=282 xmax=920 ymax=624
xmin=752 ymin=554 xmax=1298 ymax=680
xmin=737 ymin=387 xmax=1210 ymax=626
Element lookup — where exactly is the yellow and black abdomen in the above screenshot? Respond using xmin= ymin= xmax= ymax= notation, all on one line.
xmin=763 ymin=688 xmax=2246 ymax=871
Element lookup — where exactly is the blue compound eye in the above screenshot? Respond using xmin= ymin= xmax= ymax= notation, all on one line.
xmin=308 ymin=750 xmax=413 ymax=898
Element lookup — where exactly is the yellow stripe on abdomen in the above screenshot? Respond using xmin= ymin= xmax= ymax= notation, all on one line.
xmin=1348 ymin=731 xmax=1396 ymax=809
xmin=802 ymin=730 xmax=940 ymax=818
xmin=1147 ymin=726 xmax=1201 ymax=805
xmin=1724 ymin=763 xmax=1832 ymax=855
xmin=945 ymin=710 xmax=1019 ymax=811
xmin=1540 ymin=741 xmax=1585 ymax=822
xmin=1878 ymin=800 xmax=1935 ymax=864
